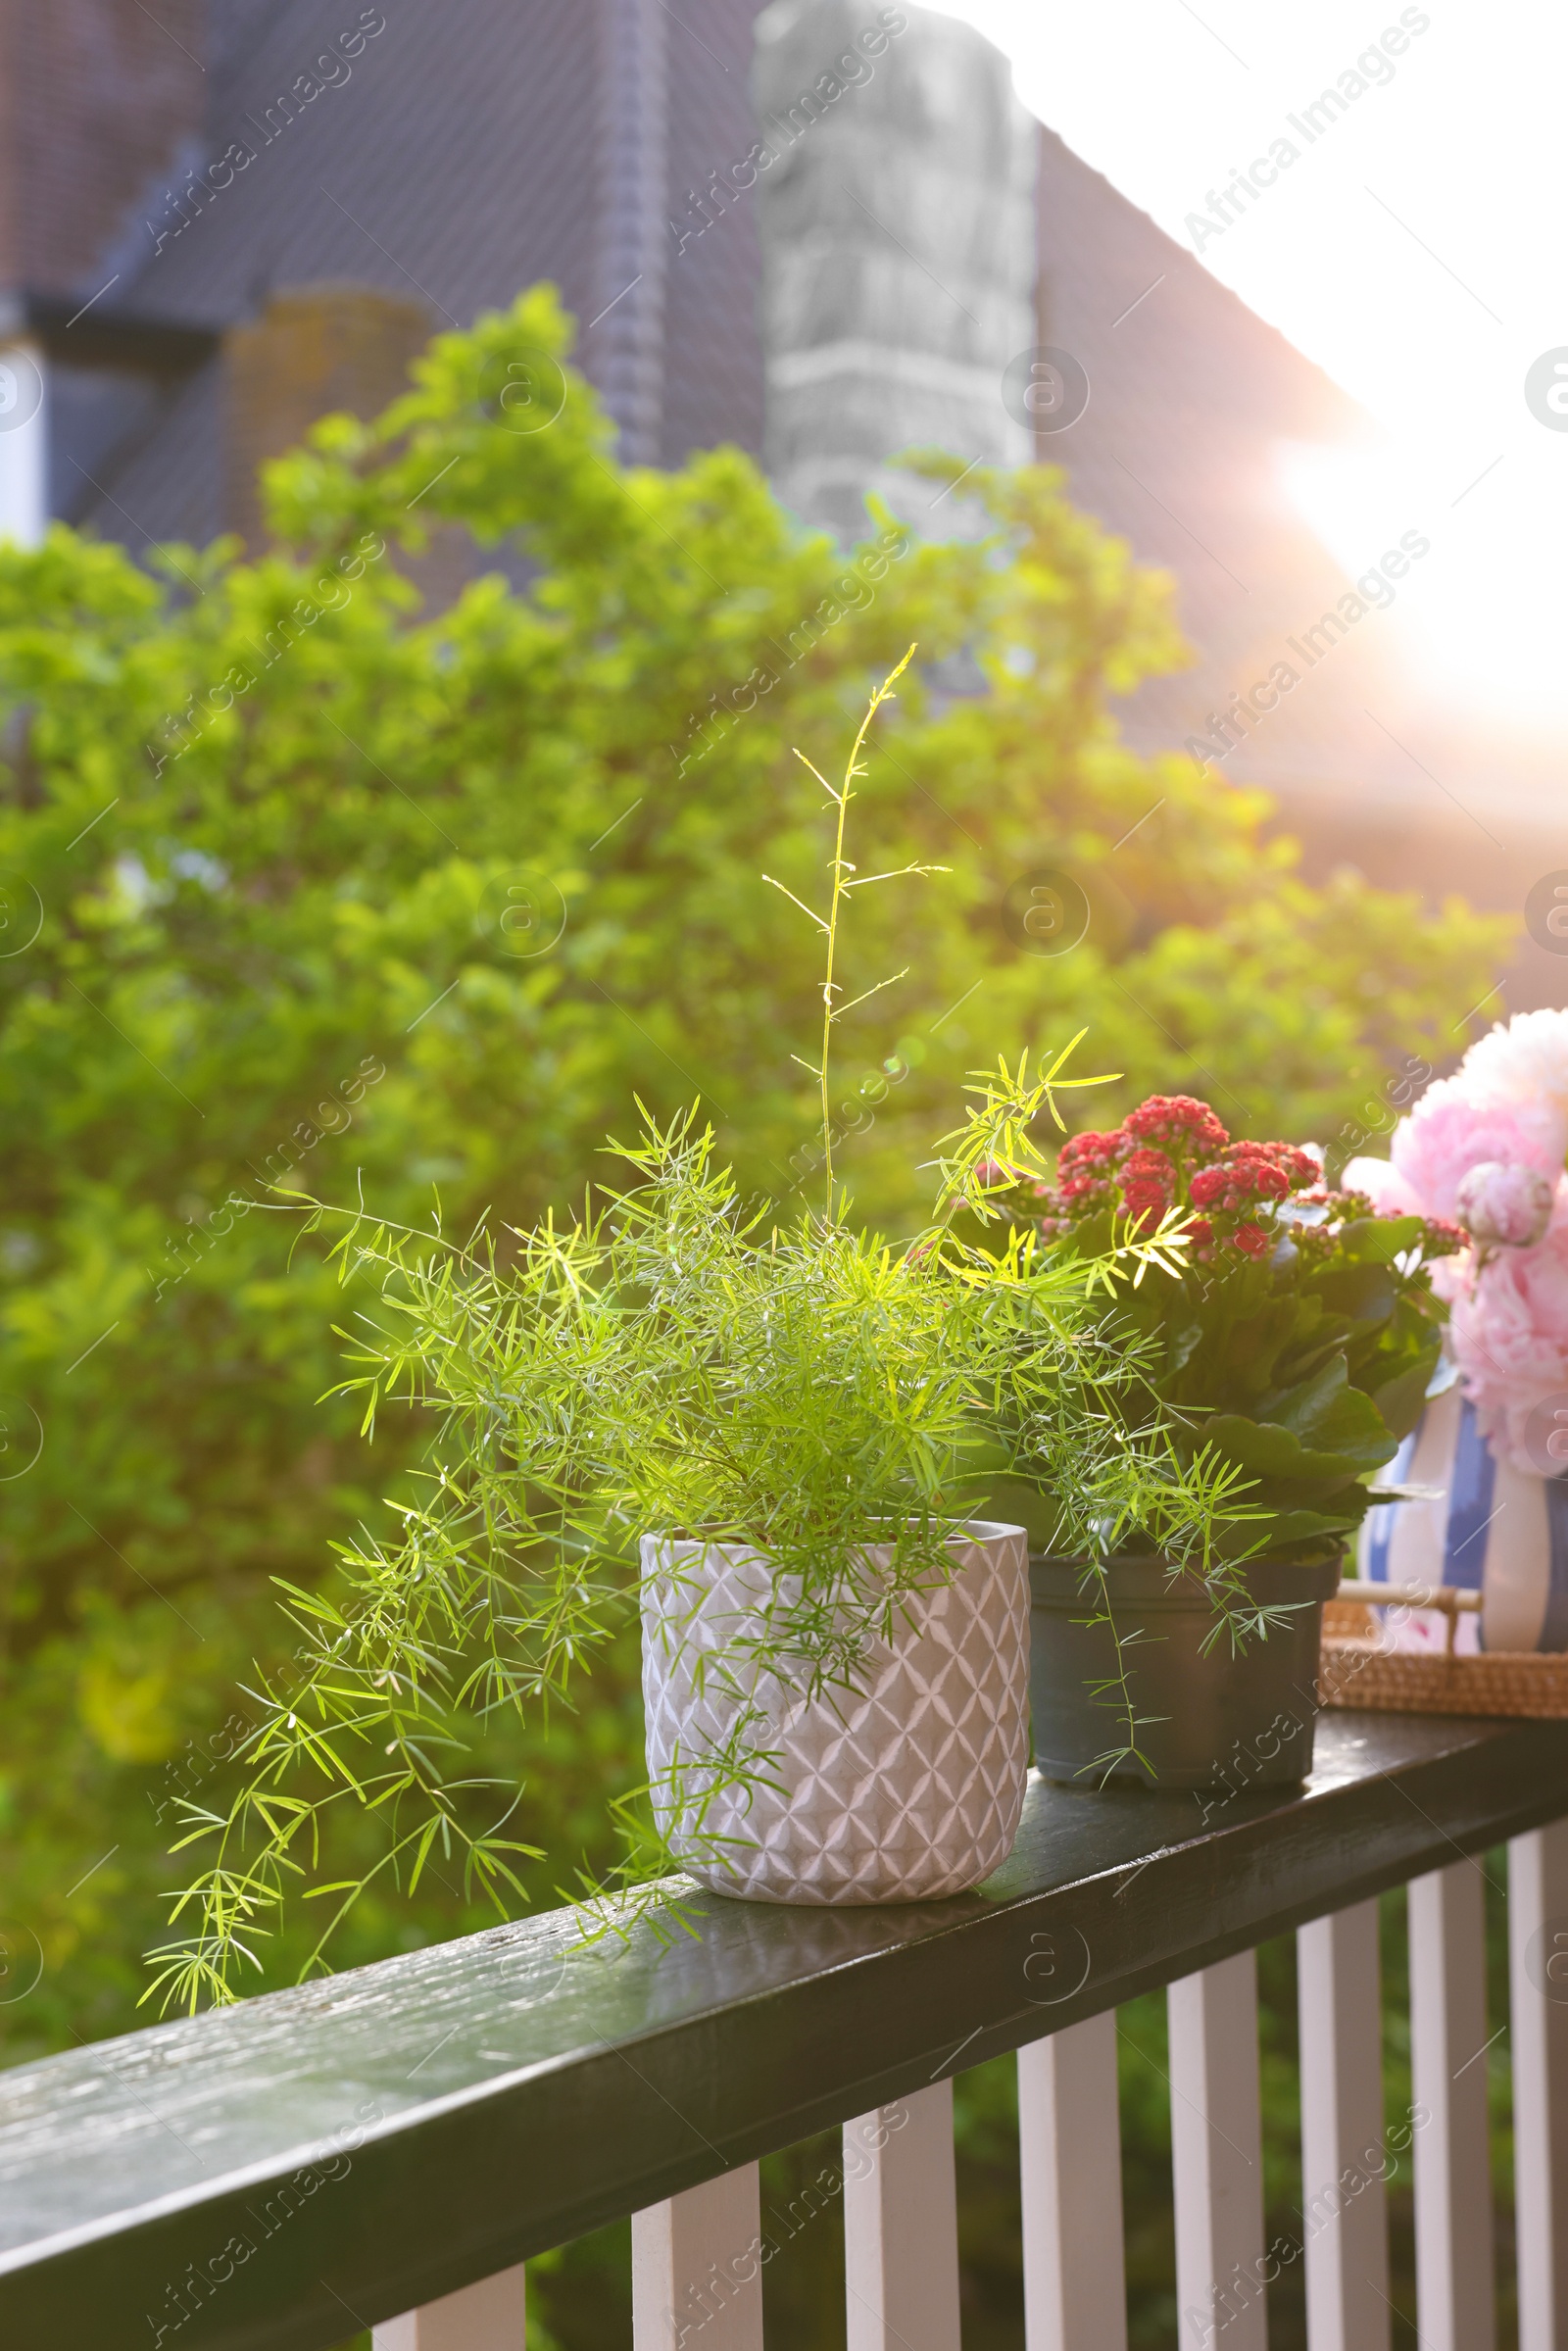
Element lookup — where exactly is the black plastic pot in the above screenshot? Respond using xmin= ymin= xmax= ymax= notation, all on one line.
xmin=1029 ymin=1553 xmax=1343 ymax=1793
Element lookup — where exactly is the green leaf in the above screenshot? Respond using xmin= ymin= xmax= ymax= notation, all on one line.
xmin=1338 ymin=1213 xmax=1430 ymax=1263
xmin=1371 ymin=1349 xmax=1441 ymax=1444
xmin=1310 ymin=1260 xmax=1397 ymax=1328
xmin=1200 ymin=1358 xmax=1398 ymax=1485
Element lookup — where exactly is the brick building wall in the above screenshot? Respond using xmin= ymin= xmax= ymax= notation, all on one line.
xmin=0 ymin=0 xmax=206 ymax=295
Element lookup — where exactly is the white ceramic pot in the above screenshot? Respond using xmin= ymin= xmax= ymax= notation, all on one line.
xmin=640 ymin=1519 xmax=1029 ymax=1904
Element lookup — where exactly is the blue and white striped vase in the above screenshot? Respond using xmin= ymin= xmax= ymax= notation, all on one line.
xmin=1358 ymin=1382 xmax=1568 ymax=1651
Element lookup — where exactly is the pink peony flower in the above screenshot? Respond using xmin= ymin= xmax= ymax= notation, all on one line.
xmin=1341 ymin=1016 xmax=1568 ymax=1475
xmin=1454 ymin=1160 xmax=1556 ymax=1249
xmin=1447 ymin=1176 xmax=1568 ymax=1470
xmin=1385 ymin=1076 xmax=1566 ymax=1220
xmin=1459 ymin=1007 xmax=1568 ymax=1117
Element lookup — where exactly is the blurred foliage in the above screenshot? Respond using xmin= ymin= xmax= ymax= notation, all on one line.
xmin=0 ymin=284 xmax=1511 ymax=2084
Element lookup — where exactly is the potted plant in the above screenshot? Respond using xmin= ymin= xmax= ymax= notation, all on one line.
xmin=967 ymin=1095 xmax=1464 ymax=1792
xmin=148 ymin=660 xmax=1239 ymax=2008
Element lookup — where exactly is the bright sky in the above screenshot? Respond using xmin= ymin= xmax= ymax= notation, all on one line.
xmin=930 ymin=0 xmax=1568 ymax=727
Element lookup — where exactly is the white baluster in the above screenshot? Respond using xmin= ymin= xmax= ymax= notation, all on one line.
xmin=1297 ymin=1901 xmax=1390 ymax=2351
xmin=1509 ymin=1820 xmax=1568 ymax=2351
xmin=843 ymin=2081 xmax=961 ymax=2351
xmin=1017 ymin=2011 xmax=1127 ymax=2351
xmin=632 ymin=2166 xmax=764 ymax=2351
xmin=1408 ymin=1861 xmax=1495 ymax=2351
xmin=1168 ymin=1951 xmax=1267 ymax=2351
xmin=372 ymin=2262 xmax=526 ymax=2349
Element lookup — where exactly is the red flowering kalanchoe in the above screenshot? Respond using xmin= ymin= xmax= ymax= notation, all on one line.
xmin=1055 ymin=1129 xmax=1126 ymax=1178
xmin=994 ymin=1088 xmax=1465 ymax=1564
xmin=1033 ymin=1095 xmax=1329 ymax=1259
xmin=1036 ymin=1127 xmax=1122 ymax=1228
xmin=1118 ymin=1147 xmax=1177 ymax=1226
xmin=1120 ymin=1095 xmax=1229 ymax=1156
xmin=1189 ymin=1142 xmax=1318 ymax=1215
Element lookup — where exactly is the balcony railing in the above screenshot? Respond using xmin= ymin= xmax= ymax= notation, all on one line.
xmin=2 ymin=1712 xmax=1566 ymax=2351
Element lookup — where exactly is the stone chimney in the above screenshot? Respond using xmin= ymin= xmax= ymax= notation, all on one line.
xmin=222 ymin=284 xmax=434 ymax=547
xmin=754 ymin=0 xmax=1036 ymax=540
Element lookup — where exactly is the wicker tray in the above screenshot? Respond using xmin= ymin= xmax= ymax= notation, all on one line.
xmin=1320 ymin=1599 xmax=1568 ymax=1720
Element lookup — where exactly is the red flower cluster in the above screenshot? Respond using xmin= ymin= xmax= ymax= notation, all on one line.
xmin=1189 ymin=1142 xmax=1316 ymax=1214
xmin=1055 ymin=1130 xmax=1124 ymax=1177
xmin=1191 ymin=1161 xmax=1285 ymax=1212
xmin=1047 ymin=1128 xmax=1120 ymax=1218
xmin=1033 ymin=1094 xmax=1326 ymax=1258
xmin=1230 ymin=1138 xmax=1320 ymax=1187
xmin=1121 ymin=1095 xmax=1229 ymax=1154
xmin=1119 ymin=1147 xmax=1176 ymax=1225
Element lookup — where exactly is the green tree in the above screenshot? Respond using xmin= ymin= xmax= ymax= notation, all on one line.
xmin=0 ymin=286 xmax=1509 ymax=2058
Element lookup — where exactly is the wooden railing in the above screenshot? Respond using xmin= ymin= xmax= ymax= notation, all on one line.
xmin=2 ymin=1712 xmax=1566 ymax=2350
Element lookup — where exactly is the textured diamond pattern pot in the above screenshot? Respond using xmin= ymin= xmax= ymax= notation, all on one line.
xmin=1029 ymin=1553 xmax=1343 ymax=1792
xmin=641 ymin=1519 xmax=1029 ymax=1904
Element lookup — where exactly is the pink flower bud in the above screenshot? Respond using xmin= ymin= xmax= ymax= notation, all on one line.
xmin=1454 ymin=1159 xmax=1555 ymax=1249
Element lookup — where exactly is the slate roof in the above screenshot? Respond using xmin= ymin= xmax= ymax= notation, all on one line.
xmin=71 ymin=0 xmax=769 ymax=547
xmin=109 ymin=2 xmax=605 ymax=342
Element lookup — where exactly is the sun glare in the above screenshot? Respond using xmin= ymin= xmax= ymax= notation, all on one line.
xmin=1277 ymin=439 xmax=1568 ymax=728
xmin=931 ymin=0 xmax=1568 ymax=740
